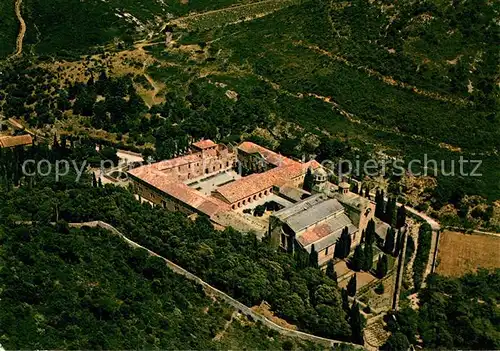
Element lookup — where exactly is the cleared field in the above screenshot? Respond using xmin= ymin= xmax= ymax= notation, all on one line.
xmin=436 ymin=231 xmax=500 ymax=277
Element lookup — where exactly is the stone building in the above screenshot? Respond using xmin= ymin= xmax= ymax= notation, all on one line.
xmin=0 ymin=134 xmax=32 ymax=148
xmin=128 ymin=140 xmax=237 ymax=217
xmin=127 ymin=139 xmax=377 ymax=255
xmin=269 ymin=194 xmax=358 ymax=266
xmin=269 ymin=181 xmax=376 ymax=266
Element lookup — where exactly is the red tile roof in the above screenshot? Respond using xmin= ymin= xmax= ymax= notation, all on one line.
xmin=296 ymin=213 xmax=356 ymax=248
xmin=193 ymin=139 xmax=217 ymax=149
xmin=128 ymin=165 xmax=229 ymax=218
xmin=214 ymin=160 xmax=320 ymax=204
xmin=298 ymin=223 xmax=333 ymax=246
xmin=128 ymin=140 xmax=323 ymax=218
xmin=0 ymin=134 xmax=32 ymax=148
xmin=238 ymin=142 xmax=296 ymax=167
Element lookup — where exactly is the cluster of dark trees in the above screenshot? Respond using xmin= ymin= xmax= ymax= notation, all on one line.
xmin=334 ymin=227 xmax=352 ymax=259
xmin=374 ymin=190 xmax=406 ymax=228
xmin=350 ymin=219 xmax=393 ymax=279
xmin=412 ymin=223 xmax=433 ymax=290
xmin=243 ymin=201 xmax=283 ymax=217
xmin=351 ymin=243 xmax=373 ymax=272
xmin=0 ymin=224 xmax=234 ymax=349
xmin=375 ymin=255 xmax=389 ymax=279
xmin=383 ymin=270 xmax=500 ymax=350
xmin=0 ymin=136 xmax=118 ymax=191
xmin=0 ymin=62 xmax=275 ymax=161
xmin=383 ymin=227 xmax=405 ymax=258
xmin=0 ymin=221 xmax=331 ymax=350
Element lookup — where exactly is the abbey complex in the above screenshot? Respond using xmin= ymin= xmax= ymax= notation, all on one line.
xmin=128 ymin=140 xmax=388 ymax=265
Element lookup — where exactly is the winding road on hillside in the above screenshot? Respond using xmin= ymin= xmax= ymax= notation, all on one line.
xmin=11 ymin=0 xmax=26 ymax=58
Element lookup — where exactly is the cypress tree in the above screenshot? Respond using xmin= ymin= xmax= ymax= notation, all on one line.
xmin=365 ymin=219 xmax=376 ymax=245
xmin=344 ymin=227 xmax=352 ymax=257
xmin=376 ymin=254 xmax=389 ymax=278
xmin=352 ymin=182 xmax=359 ymax=194
xmin=363 ymin=242 xmax=374 ymax=271
xmin=349 ymin=301 xmax=365 ymax=345
xmin=303 ymin=167 xmax=314 ymax=192
xmin=375 ymin=189 xmax=385 ymax=218
xmin=309 ymin=244 xmax=318 ymax=268
xmin=53 ymin=134 xmax=59 ymax=149
xmin=92 ymin=173 xmax=98 ymax=187
xmin=396 ymin=204 xmax=407 ymax=228
xmin=98 ymin=177 xmax=103 ymax=188
xmin=359 ymin=184 xmax=364 ymax=195
xmin=384 ymin=228 xmax=396 ymax=254
xmin=385 ymin=197 xmax=396 ymax=226
xmin=364 ymin=186 xmax=370 ymax=198
xmin=335 ymin=227 xmax=351 ymax=259
xmin=394 ymin=229 xmax=403 ymax=257
xmin=374 ymin=189 xmax=381 ymax=216
xmin=341 ymin=288 xmax=350 ymax=312
xmin=334 ymin=236 xmax=344 ymax=259
xmin=347 ymin=274 xmax=357 ymax=296
xmin=351 ymin=245 xmax=365 ymax=271
xmin=326 ymin=260 xmax=337 ymax=283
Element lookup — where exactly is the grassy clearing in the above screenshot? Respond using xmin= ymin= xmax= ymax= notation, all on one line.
xmin=436 ymin=231 xmax=500 ymax=277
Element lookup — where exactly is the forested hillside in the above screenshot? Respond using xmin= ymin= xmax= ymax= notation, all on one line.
xmin=0 ymin=0 xmax=18 ymax=58
xmin=0 ymin=224 xmax=229 ymax=349
xmin=0 ymin=0 xmax=262 ymax=58
xmin=385 ymin=270 xmax=500 ymax=350
xmin=0 ymin=221 xmax=329 ymax=349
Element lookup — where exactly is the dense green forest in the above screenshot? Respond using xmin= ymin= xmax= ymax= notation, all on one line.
xmin=0 ymin=222 xmax=329 ymax=349
xmin=385 ymin=270 xmax=500 ymax=350
xmin=182 ymin=0 xmax=499 ymax=151
xmin=0 ymin=224 xmax=229 ymax=349
xmin=0 ymin=0 xmax=18 ymax=58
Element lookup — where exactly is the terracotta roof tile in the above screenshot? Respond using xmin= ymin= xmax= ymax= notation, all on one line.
xmin=238 ymin=142 xmax=296 ymax=167
xmin=297 ymin=213 xmax=357 ymax=249
xmin=128 ymin=165 xmax=228 ymax=218
xmin=0 ymin=134 xmax=32 ymax=148
xmin=215 ymin=160 xmax=319 ymax=204
xmin=193 ymin=139 xmax=217 ymax=149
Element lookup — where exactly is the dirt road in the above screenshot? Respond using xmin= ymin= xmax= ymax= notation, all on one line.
xmin=11 ymin=0 xmax=26 ymax=58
